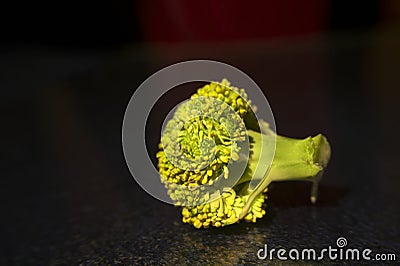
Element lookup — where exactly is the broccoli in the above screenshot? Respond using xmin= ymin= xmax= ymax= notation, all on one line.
xmin=157 ymin=79 xmax=331 ymax=229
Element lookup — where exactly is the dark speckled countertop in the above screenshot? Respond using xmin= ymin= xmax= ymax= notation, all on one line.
xmin=2 ymin=30 xmax=400 ymax=265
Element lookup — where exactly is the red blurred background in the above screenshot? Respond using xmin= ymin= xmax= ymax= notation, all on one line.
xmin=138 ymin=1 xmax=330 ymax=42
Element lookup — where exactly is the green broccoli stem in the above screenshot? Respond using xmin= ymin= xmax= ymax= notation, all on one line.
xmin=238 ymin=130 xmax=331 ymax=219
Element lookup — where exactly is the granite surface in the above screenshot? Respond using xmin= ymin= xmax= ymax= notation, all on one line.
xmin=2 ymin=30 xmax=400 ymax=265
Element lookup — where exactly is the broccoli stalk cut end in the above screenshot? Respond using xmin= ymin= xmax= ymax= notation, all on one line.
xmin=239 ymin=130 xmax=331 ymax=219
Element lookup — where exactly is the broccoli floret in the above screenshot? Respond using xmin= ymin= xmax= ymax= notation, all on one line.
xmin=157 ymin=79 xmax=331 ymax=228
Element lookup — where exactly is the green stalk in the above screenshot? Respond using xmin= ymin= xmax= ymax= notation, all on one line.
xmin=239 ymin=130 xmax=331 ymax=219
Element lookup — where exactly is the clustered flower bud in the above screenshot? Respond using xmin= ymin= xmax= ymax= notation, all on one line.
xmin=157 ymin=80 xmax=268 ymax=228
